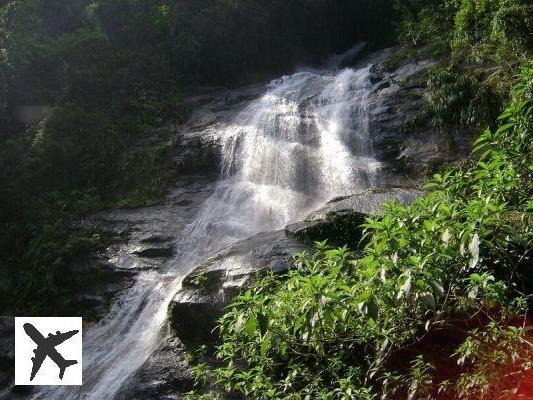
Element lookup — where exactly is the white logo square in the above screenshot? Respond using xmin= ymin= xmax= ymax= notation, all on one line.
xmin=15 ymin=317 xmax=82 ymax=385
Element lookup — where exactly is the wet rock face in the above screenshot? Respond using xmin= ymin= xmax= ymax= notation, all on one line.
xmin=61 ymin=94 xmax=234 ymax=320
xmin=285 ymin=211 xmax=367 ymax=248
xmin=155 ymin=46 xmax=475 ymax=194
xmin=175 ymin=46 xmax=477 ymax=190
xmin=68 ymin=258 xmax=137 ymax=319
xmin=169 ymin=187 xmax=421 ymax=350
xmin=120 ymin=337 xmax=194 ymax=400
xmin=132 ymin=246 xmax=175 ymax=259
xmin=364 ymin=48 xmax=476 ymax=176
xmin=171 ymin=83 xmax=267 ymax=177
xmin=309 ymin=187 xmax=422 ymax=218
xmin=64 ymin=174 xmax=218 ymax=322
xmin=169 ymin=230 xmax=309 ymax=348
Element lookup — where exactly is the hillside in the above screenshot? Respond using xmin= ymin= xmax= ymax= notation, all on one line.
xmin=0 ymin=1 xmax=532 ymax=399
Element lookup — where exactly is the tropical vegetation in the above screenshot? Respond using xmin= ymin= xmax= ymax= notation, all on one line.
xmin=1 ymin=0 xmax=532 ymax=397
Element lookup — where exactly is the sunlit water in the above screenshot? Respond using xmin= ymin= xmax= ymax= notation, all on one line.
xmin=33 ymin=46 xmax=382 ymax=399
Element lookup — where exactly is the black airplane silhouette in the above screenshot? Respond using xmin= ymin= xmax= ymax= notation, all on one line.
xmin=23 ymin=323 xmax=79 ymax=381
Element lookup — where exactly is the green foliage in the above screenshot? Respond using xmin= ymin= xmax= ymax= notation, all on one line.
xmin=453 ymin=322 xmax=533 ymax=398
xmin=168 ymin=0 xmax=396 ymax=83
xmin=191 ymin=64 xmax=533 ymax=399
xmin=397 ymin=0 xmax=533 ymax=65
xmin=425 ymin=65 xmax=501 ymax=128
xmin=396 ymin=0 xmax=533 ymax=143
xmin=1 ymin=0 xmax=187 ymax=313
xmin=0 ymin=214 xmax=107 ymax=315
xmin=395 ymin=0 xmax=458 ymax=52
xmin=452 ymin=0 xmax=533 ymax=63
xmin=491 ymin=4 xmax=533 ymax=58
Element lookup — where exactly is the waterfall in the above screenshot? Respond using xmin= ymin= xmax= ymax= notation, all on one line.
xmin=33 ymin=47 xmax=380 ymax=400
xmin=180 ymin=64 xmax=377 ymax=256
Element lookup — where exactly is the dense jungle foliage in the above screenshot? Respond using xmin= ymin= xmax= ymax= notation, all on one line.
xmin=2 ymin=0 xmax=533 ymax=397
xmin=186 ymin=0 xmax=533 ymax=399
xmin=0 ymin=0 xmax=394 ymax=314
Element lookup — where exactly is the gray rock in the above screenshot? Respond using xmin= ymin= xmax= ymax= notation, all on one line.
xmin=169 ymin=230 xmax=308 ymax=348
xmin=119 ymin=337 xmax=194 ymax=400
xmin=308 ymin=187 xmax=422 ymax=219
xmin=286 ymin=187 xmax=421 ymax=247
xmin=362 ymin=47 xmax=477 ymax=176
xmin=140 ymin=235 xmax=174 ymax=244
xmin=285 ymin=211 xmax=367 ymax=247
xmin=68 ymin=257 xmax=137 ymax=319
xmin=34 ymin=174 xmax=219 ymax=325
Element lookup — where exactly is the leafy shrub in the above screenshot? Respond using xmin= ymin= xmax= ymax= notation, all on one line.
xmin=451 ymin=0 xmax=533 ymax=63
xmin=425 ymin=65 xmax=501 ymax=128
xmin=491 ymin=4 xmax=533 ymax=60
xmin=1 ymin=216 xmax=106 ymax=315
xmin=453 ymin=322 xmax=533 ymax=399
xmin=397 ymin=0 xmax=533 ymax=64
xmin=395 ymin=0 xmax=458 ymax=51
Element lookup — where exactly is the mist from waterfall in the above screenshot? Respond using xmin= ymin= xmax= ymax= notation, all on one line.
xmin=32 ymin=46 xmax=381 ymax=400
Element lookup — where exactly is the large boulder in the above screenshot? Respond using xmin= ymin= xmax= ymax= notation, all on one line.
xmin=286 ymin=187 xmax=421 ymax=247
xmin=309 ymin=187 xmax=421 ymax=218
xmin=285 ymin=210 xmax=367 ymax=248
xmin=118 ymin=336 xmax=194 ymax=400
xmin=169 ymin=230 xmax=309 ymax=348
xmin=132 ymin=245 xmax=175 ymax=259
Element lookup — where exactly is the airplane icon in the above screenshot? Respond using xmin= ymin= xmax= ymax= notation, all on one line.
xmin=23 ymin=323 xmax=79 ymax=381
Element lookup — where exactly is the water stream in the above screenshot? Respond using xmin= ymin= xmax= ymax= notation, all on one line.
xmin=34 ymin=47 xmax=382 ymax=399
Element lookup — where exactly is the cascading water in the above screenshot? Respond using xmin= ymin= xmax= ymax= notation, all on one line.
xmin=33 ymin=47 xmax=381 ymax=400
xmin=180 ymin=64 xmax=379 ymax=256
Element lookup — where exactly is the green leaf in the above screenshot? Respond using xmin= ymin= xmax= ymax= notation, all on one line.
xmin=245 ymin=314 xmax=257 ymax=337
xmin=260 ymin=337 xmax=270 ymax=358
